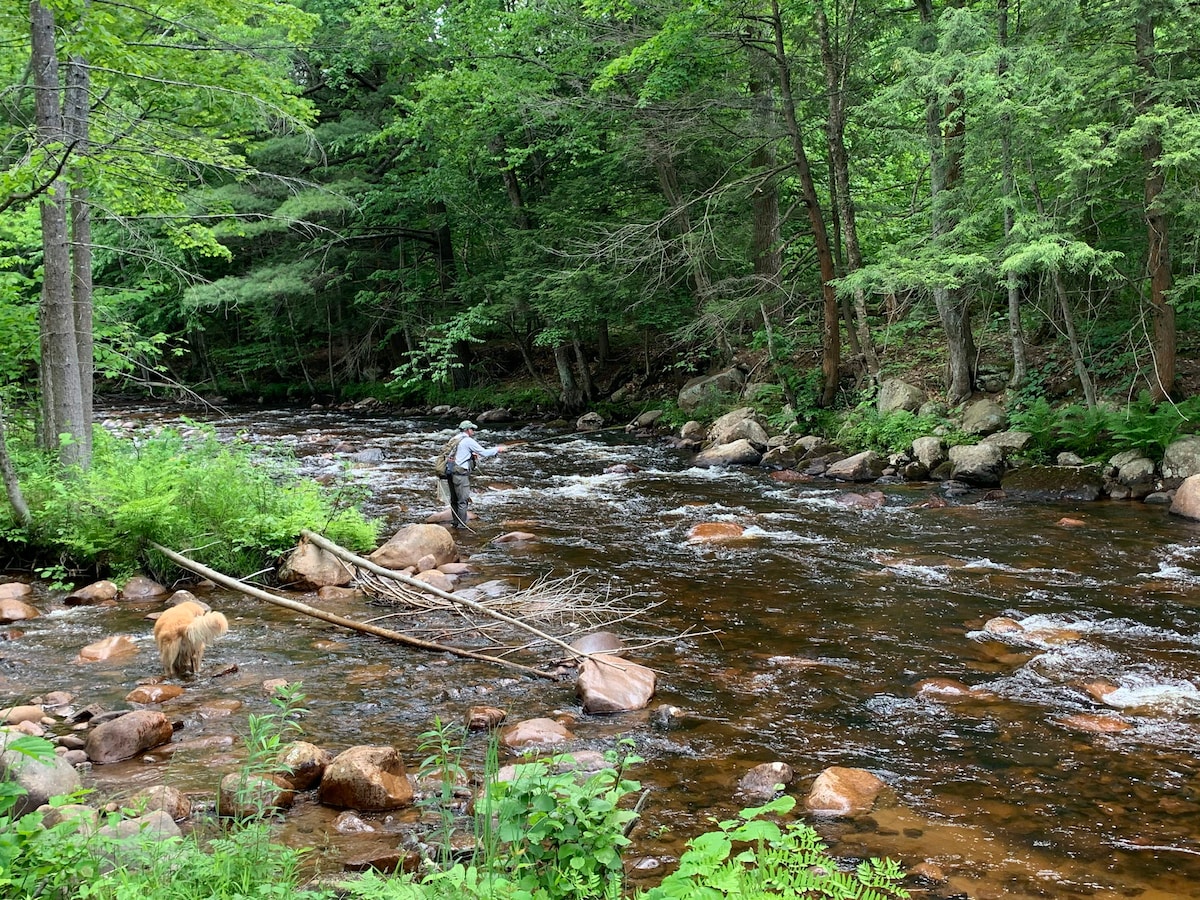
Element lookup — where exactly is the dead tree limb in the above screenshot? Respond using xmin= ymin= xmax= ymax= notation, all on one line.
xmin=300 ymin=528 xmax=590 ymax=663
xmin=150 ymin=542 xmax=560 ymax=680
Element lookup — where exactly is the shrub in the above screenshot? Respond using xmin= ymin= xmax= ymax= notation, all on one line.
xmin=638 ymin=796 xmax=908 ymax=900
xmin=4 ymin=424 xmax=379 ymax=582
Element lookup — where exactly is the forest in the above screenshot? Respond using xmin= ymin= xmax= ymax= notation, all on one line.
xmin=2 ymin=0 xmax=1199 ymax=473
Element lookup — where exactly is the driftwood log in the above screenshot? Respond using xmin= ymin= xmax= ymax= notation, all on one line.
xmin=150 ymin=542 xmax=559 ymax=680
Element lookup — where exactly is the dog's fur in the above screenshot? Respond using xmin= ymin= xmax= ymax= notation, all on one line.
xmin=153 ymin=600 xmax=229 ymax=677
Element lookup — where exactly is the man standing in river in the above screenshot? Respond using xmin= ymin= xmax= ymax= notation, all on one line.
xmin=448 ymin=420 xmax=508 ymax=530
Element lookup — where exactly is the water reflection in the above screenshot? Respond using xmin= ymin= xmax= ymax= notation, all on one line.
xmin=6 ymin=403 xmax=1200 ymax=898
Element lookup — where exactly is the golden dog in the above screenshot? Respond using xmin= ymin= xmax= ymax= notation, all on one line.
xmin=153 ymin=600 xmax=228 ymax=677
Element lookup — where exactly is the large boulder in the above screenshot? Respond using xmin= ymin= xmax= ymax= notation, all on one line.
xmin=369 ymin=524 xmax=455 ymax=571
xmin=911 ymin=436 xmax=947 ymax=472
xmin=1001 ymin=466 xmax=1104 ymax=502
xmin=277 ymin=740 xmax=331 ymax=791
xmin=1170 ymin=474 xmax=1200 ymax=520
xmin=499 ymin=717 xmax=574 ymax=753
xmin=0 ymin=731 xmax=82 ymax=816
xmin=692 ymin=439 xmax=762 ymax=468
xmin=948 ymin=443 xmax=1005 ymax=487
xmin=961 ymin=399 xmax=1007 ymax=436
xmin=218 ymin=771 xmax=295 ymax=818
xmin=677 ymin=368 xmax=747 ymax=413
xmin=576 ymin=654 xmax=656 ymax=714
xmin=0 ymin=598 xmax=39 ymax=623
xmin=84 ymin=710 xmax=173 ymax=763
xmin=317 ymin=745 xmax=414 ymax=811
xmin=278 ymin=541 xmax=353 ymax=589
xmin=826 ymin=451 xmax=886 ymax=482
xmin=706 ymin=408 xmax=768 ymax=449
xmin=877 ymin=380 xmax=926 ymax=414
xmin=1162 ymin=436 xmax=1200 ymax=484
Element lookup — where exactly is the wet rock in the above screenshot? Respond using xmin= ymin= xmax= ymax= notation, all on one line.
xmin=804 ymin=766 xmax=886 ymax=816
xmin=0 ymin=582 xmax=33 ymax=601
xmin=99 ymin=809 xmax=182 ymax=841
xmin=125 ymin=684 xmax=184 ymax=704
xmin=0 ymin=598 xmax=38 ymax=624
xmin=76 ymin=634 xmax=138 ymax=663
xmin=492 ymin=531 xmax=538 ymax=544
xmin=414 ymin=570 xmax=455 ymax=592
xmin=826 ymin=451 xmax=886 ymax=482
xmin=577 ymin=411 xmax=605 ymax=431
xmin=576 ymin=654 xmax=656 ymax=714
xmin=499 ymin=717 xmax=574 ymax=752
xmin=569 ymin=632 xmax=626 ymax=656
xmin=466 ymin=706 xmax=507 ymax=731
xmin=1169 ymin=474 xmax=1200 ymax=521
xmin=65 ymin=579 xmax=119 ymax=606
xmin=1001 ymin=466 xmax=1103 ymax=502
xmin=738 ymin=761 xmax=794 ymax=801
xmin=121 ymin=576 xmax=167 ymax=599
xmin=415 ymin=553 xmax=439 ymax=573
xmin=369 ymin=524 xmax=456 ymax=571
xmin=1162 ymin=435 xmax=1200 ymax=484
xmin=769 ymin=469 xmax=812 ymax=484
xmin=279 ymin=541 xmax=354 ymax=589
xmin=908 ymin=861 xmax=948 ymax=884
xmin=983 ymin=616 xmax=1024 ymax=635
xmin=129 ymin=784 xmax=192 ymax=820
xmin=333 ymin=810 xmax=376 ymax=833
xmin=85 ymin=710 xmax=173 ymax=763
xmin=317 ymin=586 xmax=362 ymax=601
xmin=218 ymin=771 xmax=295 ymax=818
xmin=40 ymin=803 xmax=99 ymax=831
xmin=1058 ymin=714 xmax=1131 ymax=733
xmin=686 ymin=522 xmax=745 ymax=542
xmin=693 ymin=439 xmax=762 ymax=468
xmin=914 ymin=678 xmax=993 ymax=701
xmin=835 ymin=491 xmax=885 ymax=510
xmin=1056 ymin=517 xmax=1087 ymax=527
xmin=317 ymin=746 xmax=414 ymax=811
xmin=277 ymin=740 xmax=332 ymax=791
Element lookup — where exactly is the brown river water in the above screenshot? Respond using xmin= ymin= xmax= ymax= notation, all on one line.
xmin=4 ymin=405 xmax=1200 ymax=900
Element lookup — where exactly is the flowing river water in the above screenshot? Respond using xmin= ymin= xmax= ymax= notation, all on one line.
xmin=5 ymin=404 xmax=1200 ymax=900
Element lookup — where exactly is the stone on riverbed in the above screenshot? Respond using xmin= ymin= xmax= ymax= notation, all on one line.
xmin=317 ymin=745 xmax=414 ymax=810
xmin=84 ymin=709 xmax=173 ymax=763
xmin=279 ymin=541 xmax=354 ymax=589
xmin=738 ymin=761 xmax=794 ymax=801
xmin=576 ymin=654 xmax=656 ymax=714
xmin=369 ymin=524 xmax=456 ymax=570
xmin=499 ymin=717 xmax=574 ymax=752
xmin=804 ymin=765 xmax=887 ymax=816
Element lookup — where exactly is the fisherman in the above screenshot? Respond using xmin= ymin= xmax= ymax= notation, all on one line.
xmin=447 ymin=420 xmax=508 ymax=530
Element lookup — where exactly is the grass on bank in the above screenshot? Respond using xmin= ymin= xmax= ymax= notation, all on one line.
xmin=0 ymin=701 xmax=911 ymax=900
xmin=0 ymin=421 xmax=379 ymax=586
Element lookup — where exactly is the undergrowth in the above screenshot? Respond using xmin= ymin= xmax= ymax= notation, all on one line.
xmin=0 ymin=422 xmax=379 ymax=584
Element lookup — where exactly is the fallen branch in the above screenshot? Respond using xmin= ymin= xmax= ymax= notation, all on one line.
xmin=150 ymin=542 xmax=559 ymax=681
xmin=300 ymin=528 xmax=590 ymax=663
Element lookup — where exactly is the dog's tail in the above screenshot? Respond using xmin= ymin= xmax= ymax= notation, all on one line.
xmin=187 ymin=611 xmax=229 ymax=646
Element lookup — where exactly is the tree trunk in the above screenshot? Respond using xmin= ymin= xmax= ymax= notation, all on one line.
xmin=815 ymin=0 xmax=878 ymax=379
xmin=31 ymin=1 xmax=88 ymax=468
xmin=997 ymin=0 xmax=1027 ymax=390
xmin=572 ymin=339 xmax=595 ymax=403
xmin=0 ymin=396 xmax=32 ymax=528
xmin=554 ymin=343 xmax=584 ymax=413
xmin=1135 ymin=14 xmax=1175 ymax=401
xmin=1051 ymin=270 xmax=1097 ymax=408
xmin=917 ymin=0 xmax=975 ymax=405
xmin=770 ymin=0 xmax=840 ymax=407
xmin=66 ymin=52 xmax=93 ymax=464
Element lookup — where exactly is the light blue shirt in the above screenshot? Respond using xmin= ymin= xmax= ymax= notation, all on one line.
xmin=453 ymin=434 xmax=499 ymax=471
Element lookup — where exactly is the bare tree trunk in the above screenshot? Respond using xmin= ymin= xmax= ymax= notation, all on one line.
xmin=31 ymin=0 xmax=87 ymax=468
xmin=1135 ymin=14 xmax=1175 ymax=400
xmin=997 ymin=0 xmax=1027 ymax=390
xmin=554 ymin=343 xmax=584 ymax=413
xmin=1051 ymin=271 xmax=1097 ymax=408
xmin=917 ymin=0 xmax=975 ymax=405
xmin=815 ymin=0 xmax=877 ymax=379
xmin=572 ymin=339 xmax=595 ymax=403
xmin=769 ymin=0 xmax=840 ymax=407
xmin=66 ymin=52 xmax=93 ymax=463
xmin=0 ymin=396 xmax=32 ymax=528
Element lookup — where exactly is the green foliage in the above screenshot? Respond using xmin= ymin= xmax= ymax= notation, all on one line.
xmin=478 ymin=748 xmax=642 ymax=900
xmin=4 ymin=425 xmax=378 ymax=581
xmin=638 ymin=796 xmax=909 ymax=900
xmin=837 ymin=404 xmax=953 ymax=456
xmin=415 ymin=717 xmax=470 ymax=867
xmin=1009 ymin=393 xmax=1200 ymax=461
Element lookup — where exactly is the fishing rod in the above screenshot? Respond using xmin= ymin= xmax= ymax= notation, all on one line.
xmin=504 ymin=423 xmax=632 ymax=447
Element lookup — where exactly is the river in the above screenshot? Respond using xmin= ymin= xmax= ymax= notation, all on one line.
xmin=4 ymin=404 xmax=1200 ymax=900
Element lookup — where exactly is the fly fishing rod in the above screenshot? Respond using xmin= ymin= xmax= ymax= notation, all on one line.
xmin=504 ymin=423 xmax=632 ymax=447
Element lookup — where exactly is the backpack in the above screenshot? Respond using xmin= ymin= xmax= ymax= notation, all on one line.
xmin=433 ymin=435 xmax=464 ymax=478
